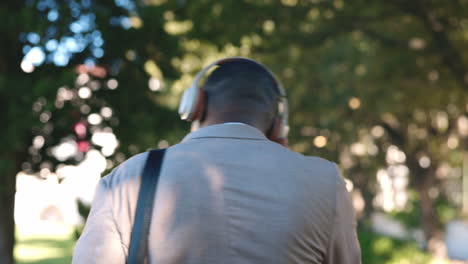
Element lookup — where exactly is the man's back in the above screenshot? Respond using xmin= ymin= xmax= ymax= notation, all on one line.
xmin=73 ymin=123 xmax=361 ymax=263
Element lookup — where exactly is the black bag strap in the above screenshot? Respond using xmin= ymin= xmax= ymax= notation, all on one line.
xmin=127 ymin=149 xmax=166 ymax=264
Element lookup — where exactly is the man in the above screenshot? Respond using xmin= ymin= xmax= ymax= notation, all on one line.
xmin=73 ymin=58 xmax=361 ymax=263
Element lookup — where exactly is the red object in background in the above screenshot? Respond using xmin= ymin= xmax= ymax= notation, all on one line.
xmin=74 ymin=64 xmax=107 ymax=78
xmin=77 ymin=140 xmax=90 ymax=153
xmin=73 ymin=121 xmax=87 ymax=138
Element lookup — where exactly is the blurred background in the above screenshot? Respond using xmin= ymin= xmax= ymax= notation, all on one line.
xmin=1 ymin=0 xmax=468 ymax=263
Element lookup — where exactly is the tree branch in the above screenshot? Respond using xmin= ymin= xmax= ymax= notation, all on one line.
xmin=391 ymin=0 xmax=468 ymax=91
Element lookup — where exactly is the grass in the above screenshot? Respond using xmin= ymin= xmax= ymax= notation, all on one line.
xmin=15 ymin=222 xmax=75 ymax=264
xmin=357 ymin=230 xmax=455 ymax=264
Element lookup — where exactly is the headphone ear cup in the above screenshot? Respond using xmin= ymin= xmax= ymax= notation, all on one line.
xmin=268 ymin=116 xmax=282 ymax=139
xmin=268 ymin=116 xmax=289 ymax=147
xmin=179 ymin=84 xmax=197 ymax=120
xmin=191 ymin=89 xmax=206 ymax=121
xmin=279 ymin=116 xmax=289 ymax=138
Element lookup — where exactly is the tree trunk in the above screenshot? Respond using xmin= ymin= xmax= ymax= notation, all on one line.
xmin=417 ymin=175 xmax=440 ymax=245
xmin=408 ymin=157 xmax=442 ymax=250
xmin=0 ymin=0 xmax=28 ymax=261
xmin=0 ymin=159 xmax=17 ymax=264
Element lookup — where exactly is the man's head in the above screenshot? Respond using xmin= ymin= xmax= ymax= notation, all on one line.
xmin=200 ymin=59 xmax=281 ymax=133
xmin=178 ymin=57 xmax=289 ymax=145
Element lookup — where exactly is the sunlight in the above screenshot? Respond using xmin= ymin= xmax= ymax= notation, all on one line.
xmin=100 ymin=107 xmax=113 ymax=118
xmin=375 ymin=166 xmax=409 ymax=212
xmin=164 ymin=20 xmax=193 ymax=35
xmin=24 ymin=47 xmax=46 ymax=66
xmin=91 ymin=130 xmax=119 ymax=156
xmin=149 ymin=77 xmax=162 ymax=91
xmin=348 ymin=97 xmax=361 ymax=110
xmin=419 ymin=156 xmax=431 ymax=168
xmin=7 ymin=1 xmax=468 ymax=263
xmin=458 ymin=116 xmax=468 ymax=136
xmin=313 ymin=135 xmax=327 ymax=148
xmin=263 ymin=20 xmax=275 ymax=34
xmin=15 ymin=222 xmax=74 ymax=264
xmin=386 ymin=145 xmax=406 ymax=165
xmin=107 ymin=78 xmax=118 ymax=90
xmin=20 ymin=60 xmax=34 ymax=73
xmin=78 ymin=86 xmax=92 ymax=99
xmin=87 ymin=113 xmax=102 ymax=125
xmin=51 ymin=139 xmax=78 ymax=161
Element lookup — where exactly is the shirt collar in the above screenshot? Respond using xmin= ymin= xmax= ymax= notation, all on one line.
xmin=181 ymin=123 xmax=268 ymax=142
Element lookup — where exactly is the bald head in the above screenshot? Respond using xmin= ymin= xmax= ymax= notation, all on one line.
xmin=200 ymin=60 xmax=281 ymax=132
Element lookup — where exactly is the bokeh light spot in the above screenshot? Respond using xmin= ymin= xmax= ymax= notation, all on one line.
xmin=148 ymin=78 xmax=162 ymax=91
xmin=24 ymin=47 xmax=46 ymax=66
xmin=313 ymin=135 xmax=327 ymax=148
xmin=78 ymin=87 xmax=92 ymax=99
xmin=263 ymin=20 xmax=275 ymax=34
xmin=107 ymin=79 xmax=118 ymax=90
xmin=371 ymin=126 xmax=385 ymax=138
xmin=87 ymin=113 xmax=102 ymax=125
xmin=419 ymin=156 xmax=431 ymax=168
xmin=348 ymin=97 xmax=361 ymax=110
xmin=100 ymin=107 xmax=113 ymax=119
xmin=47 ymin=9 xmax=59 ymax=22
xmin=21 ymin=60 xmax=35 ymax=73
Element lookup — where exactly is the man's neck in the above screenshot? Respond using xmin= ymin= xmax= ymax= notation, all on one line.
xmin=200 ymin=118 xmax=267 ymax=134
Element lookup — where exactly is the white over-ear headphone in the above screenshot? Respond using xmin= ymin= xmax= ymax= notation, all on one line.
xmin=178 ymin=57 xmax=289 ymax=138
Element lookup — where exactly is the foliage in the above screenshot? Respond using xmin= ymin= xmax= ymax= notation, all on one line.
xmin=358 ymin=230 xmax=433 ymax=264
xmin=1 ymin=0 xmax=468 ymax=262
xmin=389 ymin=191 xmax=422 ymax=230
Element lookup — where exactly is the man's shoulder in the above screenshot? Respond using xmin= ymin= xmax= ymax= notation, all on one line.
xmin=297 ymin=152 xmax=332 ymax=164
xmin=100 ymin=151 xmax=150 ymax=188
xmin=292 ymin=152 xmax=344 ymax=189
xmin=288 ymin=150 xmax=339 ymax=176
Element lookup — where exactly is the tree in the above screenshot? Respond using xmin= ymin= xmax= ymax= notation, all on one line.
xmin=2 ymin=0 xmax=468 ymax=262
xmin=1 ymin=1 xmax=186 ymax=262
xmin=171 ymin=0 xmax=468 ymax=247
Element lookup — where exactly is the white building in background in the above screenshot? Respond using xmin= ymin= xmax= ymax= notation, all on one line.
xmin=15 ymin=150 xmax=106 ymax=229
xmin=446 ymin=220 xmax=468 ymax=261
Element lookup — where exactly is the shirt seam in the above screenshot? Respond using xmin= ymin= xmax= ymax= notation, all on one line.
xmin=224 ymin=180 xmax=236 ymax=262
xmin=103 ymin=173 xmax=129 ymax=254
xmin=324 ymin=163 xmax=340 ymax=264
